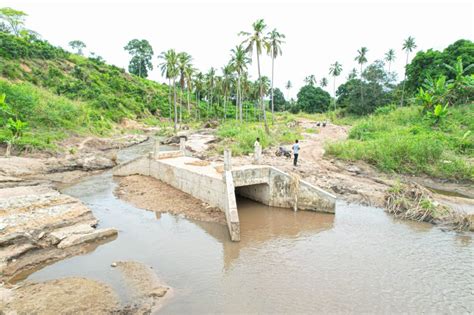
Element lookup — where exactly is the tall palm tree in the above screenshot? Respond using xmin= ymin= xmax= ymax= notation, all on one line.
xmin=230 ymin=44 xmax=250 ymax=121
xmin=400 ymin=36 xmax=417 ymax=107
xmin=240 ymin=19 xmax=270 ymax=133
xmin=177 ymin=52 xmax=192 ymax=124
xmin=266 ymin=28 xmax=285 ymax=124
xmin=329 ymin=61 xmax=343 ymax=111
xmin=221 ymin=63 xmax=233 ymax=120
xmin=285 ymin=80 xmax=292 ymax=101
xmin=184 ymin=64 xmax=195 ymax=115
xmin=385 ymin=49 xmax=396 ymax=74
xmin=304 ymin=75 xmax=316 ymax=86
xmin=320 ymin=77 xmax=328 ymax=88
xmin=193 ymin=72 xmax=204 ymax=119
xmin=206 ymin=67 xmax=216 ymax=117
xmin=158 ymin=49 xmax=179 ymax=132
xmin=347 ymin=68 xmax=358 ymax=80
xmin=355 ymin=47 xmax=368 ymax=106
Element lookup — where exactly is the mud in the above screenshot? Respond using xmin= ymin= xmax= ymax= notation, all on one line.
xmin=114 ymin=175 xmax=226 ymax=224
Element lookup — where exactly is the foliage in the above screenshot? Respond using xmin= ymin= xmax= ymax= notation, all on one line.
xmin=296 ymin=84 xmax=331 ymax=113
xmin=0 ymin=7 xmax=27 ymax=36
xmin=69 ymin=40 xmax=86 ymax=55
xmin=405 ymin=39 xmax=474 ymax=94
xmin=124 ymin=39 xmax=154 ymax=78
xmin=326 ymin=105 xmax=473 ymax=180
xmin=272 ymin=88 xmax=286 ymax=111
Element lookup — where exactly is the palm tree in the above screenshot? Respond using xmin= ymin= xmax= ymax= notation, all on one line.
xmin=221 ymin=63 xmax=233 ymax=120
xmin=400 ymin=36 xmax=417 ymax=107
xmin=329 ymin=61 xmax=343 ymax=111
xmin=230 ymin=44 xmax=250 ymax=121
xmin=240 ymin=19 xmax=270 ymax=133
xmin=193 ymin=72 xmax=204 ymax=119
xmin=320 ymin=77 xmax=328 ymax=88
xmin=184 ymin=64 xmax=195 ymax=115
xmin=347 ymin=68 xmax=358 ymax=80
xmin=206 ymin=67 xmax=216 ymax=117
xmin=265 ymin=28 xmax=285 ymax=124
xmin=304 ymin=75 xmax=316 ymax=86
xmin=355 ymin=47 xmax=368 ymax=106
xmin=158 ymin=49 xmax=179 ymax=131
xmin=385 ymin=49 xmax=396 ymax=74
xmin=177 ymin=52 xmax=192 ymax=124
xmin=285 ymin=80 xmax=292 ymax=101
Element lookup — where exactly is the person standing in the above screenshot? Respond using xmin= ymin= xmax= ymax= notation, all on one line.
xmin=253 ymin=137 xmax=262 ymax=164
xmin=292 ymin=139 xmax=300 ymax=166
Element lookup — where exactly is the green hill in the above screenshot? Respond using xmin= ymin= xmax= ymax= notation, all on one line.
xmin=0 ymin=32 xmax=171 ymax=149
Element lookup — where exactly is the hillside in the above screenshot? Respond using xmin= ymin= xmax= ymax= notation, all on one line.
xmin=0 ymin=32 xmax=170 ymax=150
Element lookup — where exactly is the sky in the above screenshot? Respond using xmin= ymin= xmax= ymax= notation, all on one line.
xmin=3 ymin=0 xmax=474 ymax=98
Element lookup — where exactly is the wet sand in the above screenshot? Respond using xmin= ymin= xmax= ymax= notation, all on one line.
xmin=114 ymin=174 xmax=226 ymax=224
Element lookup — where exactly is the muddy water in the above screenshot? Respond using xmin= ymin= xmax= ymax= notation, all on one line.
xmin=26 ymin=142 xmax=473 ymax=314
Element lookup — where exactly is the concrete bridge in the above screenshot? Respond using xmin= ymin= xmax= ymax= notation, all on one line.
xmin=113 ymin=140 xmax=336 ymax=241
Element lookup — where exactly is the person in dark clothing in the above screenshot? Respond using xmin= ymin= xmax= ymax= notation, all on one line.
xmin=292 ymin=139 xmax=300 ymax=166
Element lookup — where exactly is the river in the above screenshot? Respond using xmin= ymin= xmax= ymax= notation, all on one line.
xmin=26 ymin=141 xmax=473 ymax=314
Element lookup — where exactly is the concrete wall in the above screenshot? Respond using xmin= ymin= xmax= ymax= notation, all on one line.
xmin=114 ymin=154 xmax=241 ymax=241
xmin=232 ymin=166 xmax=336 ymax=213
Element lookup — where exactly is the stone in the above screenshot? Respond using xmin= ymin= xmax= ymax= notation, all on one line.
xmin=111 ymin=262 xmax=117 ymax=268
xmin=57 ymin=228 xmax=118 ymax=249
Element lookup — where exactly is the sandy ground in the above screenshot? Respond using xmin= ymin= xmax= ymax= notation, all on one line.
xmin=114 ymin=175 xmax=226 ymax=224
xmin=0 ymin=261 xmax=172 ymax=314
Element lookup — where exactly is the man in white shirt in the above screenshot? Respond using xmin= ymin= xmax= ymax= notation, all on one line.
xmin=292 ymin=139 xmax=300 ymax=166
xmin=253 ymin=137 xmax=262 ymax=164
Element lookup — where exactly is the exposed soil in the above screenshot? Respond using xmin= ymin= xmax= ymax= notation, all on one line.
xmin=114 ymin=175 xmax=226 ymax=224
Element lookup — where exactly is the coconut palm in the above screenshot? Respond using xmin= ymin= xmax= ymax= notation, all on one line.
xmin=304 ymin=75 xmax=316 ymax=86
xmin=265 ymin=28 xmax=285 ymax=124
xmin=385 ymin=49 xmax=396 ymax=74
xmin=158 ymin=49 xmax=179 ymax=131
xmin=177 ymin=52 xmax=192 ymax=124
xmin=329 ymin=61 xmax=343 ymax=110
xmin=184 ymin=64 xmax=195 ymax=115
xmin=355 ymin=47 xmax=368 ymax=106
xmin=230 ymin=44 xmax=250 ymax=121
xmin=285 ymin=80 xmax=292 ymax=101
xmin=221 ymin=63 xmax=234 ymax=120
xmin=240 ymin=19 xmax=270 ymax=133
xmin=193 ymin=72 xmax=204 ymax=119
xmin=206 ymin=67 xmax=216 ymax=117
xmin=347 ymin=68 xmax=358 ymax=80
xmin=400 ymin=36 xmax=417 ymax=107
xmin=320 ymin=77 xmax=328 ymax=88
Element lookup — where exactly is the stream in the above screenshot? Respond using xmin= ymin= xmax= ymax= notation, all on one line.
xmin=26 ymin=141 xmax=473 ymax=314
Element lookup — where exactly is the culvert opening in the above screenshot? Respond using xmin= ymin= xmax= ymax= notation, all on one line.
xmin=235 ymin=184 xmax=271 ymax=206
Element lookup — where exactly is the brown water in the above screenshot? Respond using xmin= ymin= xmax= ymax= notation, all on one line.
xmin=26 ymin=142 xmax=474 ymax=314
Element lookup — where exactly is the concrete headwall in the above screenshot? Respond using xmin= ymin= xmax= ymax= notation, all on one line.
xmin=232 ymin=167 xmax=336 ymax=213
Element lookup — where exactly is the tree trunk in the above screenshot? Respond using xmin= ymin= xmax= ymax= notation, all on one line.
xmin=256 ymin=52 xmax=269 ymax=134
xmin=173 ymin=78 xmax=177 ymax=132
xmin=238 ymin=75 xmax=242 ymax=122
xmin=179 ymin=89 xmax=182 ymax=126
xmin=187 ymin=87 xmax=190 ymax=113
xmin=271 ymin=53 xmax=275 ymax=124
xmin=168 ymin=78 xmax=172 ymax=120
xmin=333 ymin=76 xmax=336 ymax=111
xmin=223 ymin=88 xmax=227 ymax=121
xmin=400 ymin=53 xmax=409 ymax=107
xmin=360 ymin=64 xmax=364 ymax=107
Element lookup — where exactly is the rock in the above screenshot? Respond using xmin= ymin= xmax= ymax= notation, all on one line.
xmin=160 ymin=135 xmax=187 ymax=145
xmin=345 ymin=165 xmax=362 ymax=174
xmin=49 ymin=224 xmax=96 ymax=244
xmin=57 ymin=228 xmax=118 ymax=249
xmin=111 ymin=262 xmax=117 ymax=268
xmin=203 ymin=120 xmax=218 ymax=128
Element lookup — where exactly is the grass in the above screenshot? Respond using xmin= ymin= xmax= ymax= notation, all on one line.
xmin=325 ymin=105 xmax=474 ymax=181
xmin=215 ymin=119 xmax=302 ymax=156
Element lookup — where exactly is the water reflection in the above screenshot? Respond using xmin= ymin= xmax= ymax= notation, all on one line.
xmin=194 ymin=197 xmax=334 ymax=269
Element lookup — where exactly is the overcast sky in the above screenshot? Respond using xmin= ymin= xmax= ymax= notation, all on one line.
xmin=4 ymin=0 xmax=474 ymax=98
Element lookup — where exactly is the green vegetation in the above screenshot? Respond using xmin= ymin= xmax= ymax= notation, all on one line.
xmin=326 ymin=105 xmax=473 ymax=180
xmin=216 ymin=116 xmax=302 ymax=156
